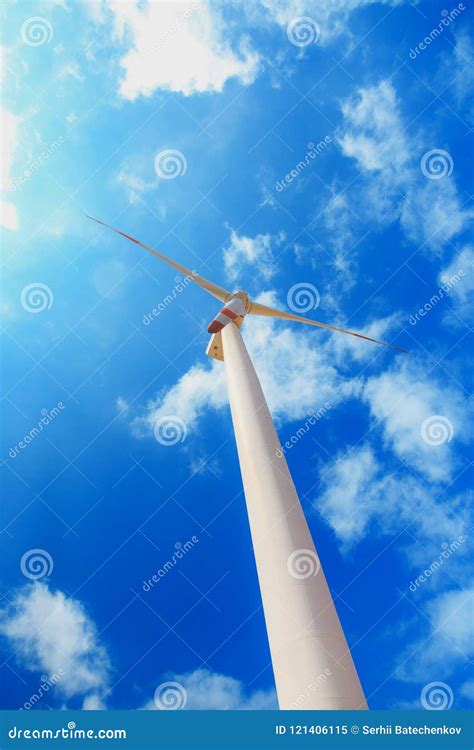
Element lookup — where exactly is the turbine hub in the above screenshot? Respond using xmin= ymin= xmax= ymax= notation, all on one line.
xmin=226 ymin=290 xmax=251 ymax=312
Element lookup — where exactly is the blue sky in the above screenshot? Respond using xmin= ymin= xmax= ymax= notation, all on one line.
xmin=0 ymin=0 xmax=472 ymax=712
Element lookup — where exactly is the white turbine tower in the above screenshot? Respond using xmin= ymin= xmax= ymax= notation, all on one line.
xmin=88 ymin=216 xmax=406 ymax=710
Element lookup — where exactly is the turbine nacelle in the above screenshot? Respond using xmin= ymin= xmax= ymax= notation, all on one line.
xmin=207 ymin=291 xmax=250 ymax=334
xmin=206 ymin=292 xmax=249 ymax=360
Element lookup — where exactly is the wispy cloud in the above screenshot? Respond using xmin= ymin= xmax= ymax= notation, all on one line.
xmin=438 ymin=244 xmax=474 ymax=323
xmin=334 ymin=80 xmax=472 ymax=256
xmin=0 ymin=106 xmax=21 ymax=230
xmin=145 ymin=668 xmax=277 ymax=710
xmin=223 ymin=229 xmax=286 ymax=283
xmin=397 ymin=587 xmax=474 ymax=683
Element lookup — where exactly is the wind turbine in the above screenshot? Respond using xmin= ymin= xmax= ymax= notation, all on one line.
xmin=88 ymin=215 xmax=406 ymax=710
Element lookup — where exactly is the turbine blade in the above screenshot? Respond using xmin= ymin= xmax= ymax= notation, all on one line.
xmin=87 ymin=215 xmax=230 ymax=302
xmin=249 ymin=301 xmax=408 ymax=353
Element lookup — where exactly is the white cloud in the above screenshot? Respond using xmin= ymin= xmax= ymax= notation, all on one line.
xmin=58 ymin=61 xmax=84 ymax=82
xmin=145 ymin=668 xmax=277 ymax=709
xmin=0 ymin=107 xmax=20 ymax=190
xmin=317 ymin=444 xmax=470 ymax=548
xmin=100 ymin=1 xmax=260 ymax=99
xmin=397 ymin=588 xmax=474 ymax=682
xmin=0 ymin=106 xmax=21 ymax=230
xmin=400 ymin=179 xmax=472 ymax=256
xmin=82 ymin=693 xmax=107 ymax=710
xmin=317 ymin=192 xmax=361 ymax=295
xmin=0 ymin=200 xmax=18 ymax=231
xmin=438 ymin=245 xmax=474 ymax=322
xmin=132 ymin=359 xmax=227 ymax=438
xmin=0 ymin=584 xmax=110 ymax=701
xmin=223 ymin=229 xmax=285 ymax=283
xmin=132 ymin=292 xmax=349 ymax=438
xmin=321 ymin=82 xmax=408 ymax=264
xmin=116 ymin=395 xmax=129 ymax=415
xmin=427 ymin=588 xmax=473 ymax=655
xmin=0 ymin=46 xmax=9 ymax=88
xmin=447 ymin=30 xmax=474 ymax=117
xmin=319 ymin=194 xmax=354 ymax=250
xmin=116 ymin=171 xmax=155 ymax=205
xmin=335 ymin=80 xmax=472 ymax=256
xmin=460 ymin=680 xmax=474 ymax=700
xmin=362 ymin=361 xmax=468 ymax=482
xmin=339 ymin=80 xmax=409 ymax=174
xmin=317 ymin=445 xmax=380 ymax=543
